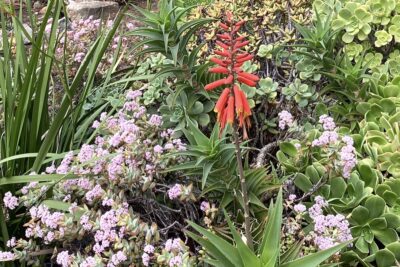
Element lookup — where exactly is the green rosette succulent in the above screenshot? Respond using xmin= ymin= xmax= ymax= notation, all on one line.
xmin=367 ymin=0 xmax=396 ymax=25
xmin=159 ymin=90 xmax=213 ymax=136
xmin=358 ymin=102 xmax=400 ymax=178
xmin=389 ymin=15 xmax=400 ymax=43
xmin=282 ymin=79 xmax=317 ymax=107
xmin=332 ymin=2 xmax=373 ymax=43
xmin=374 ymin=30 xmax=392 ymax=47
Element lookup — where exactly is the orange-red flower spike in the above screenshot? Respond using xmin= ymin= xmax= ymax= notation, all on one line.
xmin=206 ymin=12 xmax=258 ymax=137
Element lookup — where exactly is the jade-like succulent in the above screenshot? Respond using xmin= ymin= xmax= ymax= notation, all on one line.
xmin=374 ymin=30 xmax=393 ymax=47
xmin=159 ymin=90 xmax=213 ymax=136
xmin=332 ymin=2 xmax=373 ymax=43
xmin=358 ymin=105 xmax=400 ymax=177
xmin=344 ymin=43 xmax=364 ymax=60
xmin=363 ymin=52 xmax=383 ymax=69
xmin=282 ymin=79 xmax=317 ymax=107
xmin=142 ymin=78 xmax=168 ymax=106
xmin=258 ymin=78 xmax=278 ymax=102
xmin=295 ymin=56 xmax=323 ymax=81
xmin=257 ymin=44 xmax=274 ymax=59
xmin=387 ymin=51 xmax=400 ymax=76
xmin=367 ymin=0 xmax=396 ymax=25
xmin=389 ymin=15 xmax=400 ymax=43
xmin=350 ymin=195 xmax=400 ymax=258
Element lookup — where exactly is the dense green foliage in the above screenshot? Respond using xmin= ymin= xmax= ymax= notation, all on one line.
xmin=0 ymin=0 xmax=400 ymax=266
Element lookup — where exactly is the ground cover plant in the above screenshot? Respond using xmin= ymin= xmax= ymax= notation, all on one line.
xmin=1 ymin=0 xmax=400 ymax=266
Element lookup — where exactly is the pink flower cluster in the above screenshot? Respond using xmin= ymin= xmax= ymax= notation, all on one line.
xmin=311 ymin=115 xmax=357 ymax=178
xmin=3 ymin=192 xmax=19 ymax=210
xmin=278 ymin=110 xmax=294 ymax=130
xmin=340 ymin=136 xmax=357 ymax=178
xmin=313 ymin=213 xmax=352 ymax=250
xmin=312 ymin=115 xmax=338 ymax=146
xmin=141 ymin=238 xmax=191 ymax=267
xmin=0 ymin=251 xmax=15 ymax=261
xmin=165 ymin=238 xmax=185 ymax=267
xmin=319 ymin=115 xmax=336 ymax=131
xmin=293 ymin=196 xmax=352 ymax=250
xmin=168 ymin=184 xmax=183 ymax=200
xmin=56 ymin=251 xmax=71 ymax=267
xmin=308 ymin=196 xmax=328 ymax=219
xmin=142 ymin=245 xmax=155 ymax=266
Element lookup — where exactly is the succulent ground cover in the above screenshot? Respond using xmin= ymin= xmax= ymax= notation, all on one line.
xmin=1 ymin=0 xmax=400 ymax=266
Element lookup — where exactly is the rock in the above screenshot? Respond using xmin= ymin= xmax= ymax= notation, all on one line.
xmin=0 ymin=24 xmax=32 ymax=48
xmin=67 ymin=1 xmax=119 ymax=21
xmin=21 ymin=24 xmax=33 ymax=44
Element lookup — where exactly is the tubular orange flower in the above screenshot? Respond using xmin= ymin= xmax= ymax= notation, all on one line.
xmin=224 ymin=75 xmax=234 ymax=84
xmin=214 ymin=88 xmax=230 ymax=113
xmin=216 ymin=40 xmax=229 ymax=50
xmin=237 ymin=53 xmax=249 ymax=59
xmin=241 ymin=90 xmax=251 ymax=117
xmin=236 ymin=54 xmax=253 ymax=63
xmin=210 ymin=57 xmax=227 ymax=66
xmin=233 ymin=86 xmax=243 ymax=114
xmin=234 ymin=41 xmax=250 ymax=49
xmin=220 ymin=107 xmax=228 ymax=130
xmin=235 ymin=20 xmax=245 ymax=26
xmin=215 ymin=50 xmax=231 ymax=57
xmin=217 ymin=33 xmax=231 ymax=40
xmin=204 ymin=78 xmax=227 ymax=91
xmin=237 ymin=76 xmax=257 ymax=87
xmin=219 ymin=22 xmax=229 ymax=30
xmin=227 ymin=96 xmax=235 ymax=124
xmin=209 ymin=66 xmax=229 ymax=74
xmin=238 ymin=72 xmax=260 ymax=82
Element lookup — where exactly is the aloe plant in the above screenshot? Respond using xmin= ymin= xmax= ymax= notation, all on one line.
xmin=187 ymin=189 xmax=352 ymax=267
xmin=167 ymin=121 xmax=276 ymax=217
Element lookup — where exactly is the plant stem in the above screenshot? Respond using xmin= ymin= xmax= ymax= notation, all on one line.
xmin=0 ymin=204 xmax=10 ymax=246
xmin=232 ymin=123 xmax=254 ymax=250
xmin=226 ymin=17 xmax=254 ymax=250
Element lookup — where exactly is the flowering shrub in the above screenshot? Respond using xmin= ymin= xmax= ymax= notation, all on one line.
xmin=0 ymin=89 xmax=198 ymax=266
xmin=47 ymin=16 xmax=138 ymax=77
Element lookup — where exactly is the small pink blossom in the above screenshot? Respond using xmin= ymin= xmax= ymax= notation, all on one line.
xmin=3 ymin=192 xmax=19 ymax=210
xmin=168 ymin=184 xmax=182 ymax=200
xmin=56 ymin=251 xmax=71 ymax=267
xmin=278 ymin=110 xmax=293 ymax=130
